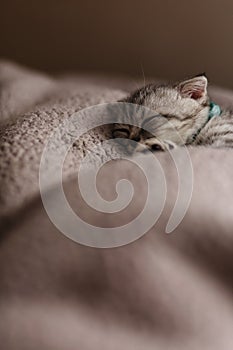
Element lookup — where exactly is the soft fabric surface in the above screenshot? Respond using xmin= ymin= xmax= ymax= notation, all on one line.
xmin=0 ymin=61 xmax=233 ymax=349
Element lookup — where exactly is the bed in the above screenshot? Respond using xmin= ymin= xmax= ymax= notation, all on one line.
xmin=0 ymin=61 xmax=233 ymax=350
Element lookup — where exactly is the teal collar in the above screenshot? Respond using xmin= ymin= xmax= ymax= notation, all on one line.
xmin=191 ymin=101 xmax=222 ymax=143
xmin=208 ymin=101 xmax=222 ymax=121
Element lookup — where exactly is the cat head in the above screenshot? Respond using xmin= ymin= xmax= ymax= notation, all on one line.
xmin=113 ymin=75 xmax=210 ymax=152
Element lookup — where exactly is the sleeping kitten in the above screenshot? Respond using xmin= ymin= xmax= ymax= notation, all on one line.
xmin=112 ymin=75 xmax=233 ymax=152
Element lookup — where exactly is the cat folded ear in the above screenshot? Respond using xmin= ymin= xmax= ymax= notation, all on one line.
xmin=177 ymin=75 xmax=208 ymax=103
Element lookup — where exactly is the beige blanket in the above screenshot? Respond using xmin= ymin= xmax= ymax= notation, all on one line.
xmin=0 ymin=61 xmax=233 ymax=349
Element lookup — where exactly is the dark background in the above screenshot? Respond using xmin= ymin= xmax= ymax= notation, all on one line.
xmin=1 ymin=0 xmax=233 ymax=88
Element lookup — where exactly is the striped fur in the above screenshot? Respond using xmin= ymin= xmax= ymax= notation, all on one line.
xmin=113 ymin=75 xmax=233 ymax=152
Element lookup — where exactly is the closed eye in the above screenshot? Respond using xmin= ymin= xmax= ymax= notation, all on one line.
xmin=141 ymin=114 xmax=161 ymax=128
xmin=142 ymin=114 xmax=174 ymax=127
xmin=113 ymin=128 xmax=130 ymax=138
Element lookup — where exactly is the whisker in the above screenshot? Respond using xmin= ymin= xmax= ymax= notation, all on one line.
xmin=140 ymin=62 xmax=147 ymax=89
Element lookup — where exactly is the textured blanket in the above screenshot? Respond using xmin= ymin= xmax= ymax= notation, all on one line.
xmin=0 ymin=61 xmax=233 ymax=349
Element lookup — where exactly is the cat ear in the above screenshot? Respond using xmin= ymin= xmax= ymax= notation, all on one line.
xmin=177 ymin=75 xmax=208 ymax=103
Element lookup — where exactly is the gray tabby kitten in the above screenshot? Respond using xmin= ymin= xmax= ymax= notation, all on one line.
xmin=112 ymin=75 xmax=233 ymax=152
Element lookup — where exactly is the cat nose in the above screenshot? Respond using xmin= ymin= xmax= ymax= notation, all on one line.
xmin=144 ymin=139 xmax=164 ymax=151
xmin=151 ymin=143 xmax=163 ymax=151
